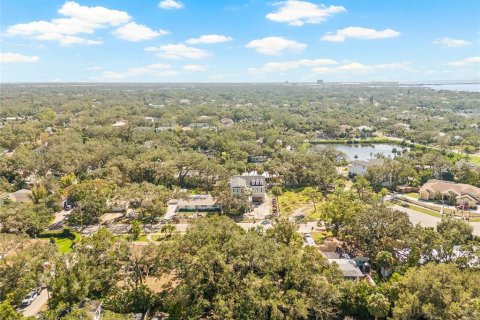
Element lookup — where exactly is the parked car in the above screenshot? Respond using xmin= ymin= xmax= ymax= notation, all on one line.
xmin=261 ymin=220 xmax=271 ymax=226
xmin=21 ymin=289 xmax=39 ymax=306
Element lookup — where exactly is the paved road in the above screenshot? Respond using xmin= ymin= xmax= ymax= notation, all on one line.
xmin=49 ymin=210 xmax=71 ymax=230
xmin=392 ymin=205 xmax=480 ymax=236
xmin=20 ymin=289 xmax=48 ymax=317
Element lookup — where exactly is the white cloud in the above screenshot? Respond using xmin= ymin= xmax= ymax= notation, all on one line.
xmin=186 ymin=34 xmax=233 ymax=44
xmin=433 ymin=37 xmax=470 ymax=48
xmin=113 ymin=22 xmax=169 ymax=41
xmin=87 ymin=66 xmax=103 ymax=71
xmin=58 ymin=1 xmax=130 ymax=26
xmin=0 ymin=52 xmax=40 ymax=63
xmin=312 ymin=61 xmax=413 ymax=74
xmin=266 ymin=1 xmax=346 ymax=26
xmin=183 ymin=64 xmax=208 ymax=71
xmin=448 ymin=56 xmax=480 ymax=67
xmin=145 ymin=44 xmax=211 ymax=59
xmin=6 ymin=1 xmax=164 ymax=46
xmin=249 ymin=58 xmax=337 ymax=74
xmin=246 ymin=37 xmax=306 ymax=55
xmin=158 ymin=0 xmax=183 ymax=9
xmin=98 ymin=63 xmax=178 ymax=80
xmin=7 ymin=1 xmax=130 ymax=45
xmin=250 ymin=59 xmax=413 ymax=75
xmin=321 ymin=27 xmax=400 ymax=42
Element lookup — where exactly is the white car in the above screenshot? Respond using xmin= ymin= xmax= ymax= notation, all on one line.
xmin=22 ymin=289 xmax=39 ymax=306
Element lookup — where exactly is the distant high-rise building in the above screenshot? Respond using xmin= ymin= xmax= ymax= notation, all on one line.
xmin=317 ymin=80 xmax=324 ymax=84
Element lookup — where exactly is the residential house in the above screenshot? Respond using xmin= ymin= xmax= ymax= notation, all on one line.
xmin=230 ymin=171 xmax=267 ymax=203
xmin=419 ymin=179 xmax=480 ymax=208
xmin=175 ymin=195 xmax=220 ymax=212
xmin=338 ymin=125 xmax=355 ymax=138
xmin=111 ymin=120 xmax=127 ymax=127
xmin=328 ymin=259 xmax=365 ymax=280
xmin=248 ymin=155 xmax=268 ymax=163
xmin=155 ymin=126 xmax=173 ymax=133
xmin=2 ymin=189 xmax=32 ymax=203
xmin=348 ymin=158 xmax=385 ymax=178
xmin=220 ymin=117 xmax=234 ymax=126
xmin=356 ymin=125 xmax=375 ymax=137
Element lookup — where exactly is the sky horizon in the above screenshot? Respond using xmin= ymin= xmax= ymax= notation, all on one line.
xmin=1 ymin=0 xmax=479 ymax=83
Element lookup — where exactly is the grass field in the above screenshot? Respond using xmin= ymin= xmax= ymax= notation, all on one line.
xmin=278 ymin=190 xmax=309 ymax=216
xmin=399 ymin=202 xmax=443 ymax=218
xmin=54 ymin=236 xmax=75 ymax=253
xmin=38 ymin=230 xmax=80 ymax=253
xmin=469 ymin=154 xmax=480 ymax=165
xmin=406 ymin=192 xmax=419 ymax=199
xmin=277 ymin=188 xmax=316 ymax=218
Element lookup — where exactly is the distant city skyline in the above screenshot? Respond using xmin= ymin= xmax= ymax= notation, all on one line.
xmin=1 ymin=0 xmax=479 ymax=82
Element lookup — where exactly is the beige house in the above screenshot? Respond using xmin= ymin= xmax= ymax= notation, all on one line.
xmin=175 ymin=195 xmax=220 ymax=212
xmin=419 ymin=179 xmax=480 ymax=208
xmin=230 ymin=171 xmax=267 ymax=203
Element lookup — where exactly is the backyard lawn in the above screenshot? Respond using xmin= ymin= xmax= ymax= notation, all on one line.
xmin=54 ymin=236 xmax=75 ymax=253
xmin=277 ymin=188 xmax=316 ymax=218
xmin=38 ymin=230 xmax=80 ymax=253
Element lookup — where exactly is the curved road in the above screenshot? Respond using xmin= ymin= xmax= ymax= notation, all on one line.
xmin=392 ymin=205 xmax=480 ymax=236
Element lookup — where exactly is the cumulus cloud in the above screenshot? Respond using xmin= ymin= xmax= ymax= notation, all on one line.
xmin=448 ymin=56 xmax=480 ymax=67
xmin=7 ymin=1 xmax=130 ymax=45
xmin=0 ymin=52 xmax=40 ymax=63
xmin=186 ymin=34 xmax=233 ymax=44
xmin=246 ymin=37 xmax=306 ymax=55
xmin=98 ymin=63 xmax=178 ymax=80
xmin=321 ymin=27 xmax=400 ymax=42
xmin=266 ymin=1 xmax=346 ymax=26
xmin=158 ymin=0 xmax=183 ymax=10
xmin=145 ymin=44 xmax=211 ymax=59
xmin=433 ymin=37 xmax=470 ymax=48
xmin=183 ymin=64 xmax=208 ymax=71
xmin=6 ymin=1 xmax=164 ymax=45
xmin=113 ymin=22 xmax=169 ymax=41
xmin=248 ymin=58 xmax=337 ymax=74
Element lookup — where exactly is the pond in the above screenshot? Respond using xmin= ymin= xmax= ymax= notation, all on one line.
xmin=313 ymin=143 xmax=409 ymax=161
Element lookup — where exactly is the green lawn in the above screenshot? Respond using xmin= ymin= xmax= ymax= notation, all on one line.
xmin=406 ymin=192 xmax=419 ymax=199
xmin=402 ymin=203 xmax=442 ymax=218
xmin=54 ymin=237 xmax=75 ymax=253
xmin=469 ymin=155 xmax=480 ymax=165
xmin=38 ymin=231 xmax=80 ymax=253
xmin=310 ymin=231 xmax=331 ymax=243
xmin=277 ymin=189 xmax=315 ymax=217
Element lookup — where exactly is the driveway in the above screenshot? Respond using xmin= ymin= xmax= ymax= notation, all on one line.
xmin=20 ymin=289 xmax=48 ymax=317
xmin=48 ymin=210 xmax=71 ymax=230
xmin=392 ymin=205 xmax=480 ymax=236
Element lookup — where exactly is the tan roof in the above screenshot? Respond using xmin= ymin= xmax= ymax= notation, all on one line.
xmin=420 ymin=179 xmax=480 ymax=200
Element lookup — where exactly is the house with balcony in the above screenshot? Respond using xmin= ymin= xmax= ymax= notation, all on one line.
xmin=230 ymin=171 xmax=267 ymax=203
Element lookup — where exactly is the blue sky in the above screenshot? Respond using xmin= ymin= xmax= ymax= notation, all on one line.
xmin=1 ymin=0 xmax=479 ymax=82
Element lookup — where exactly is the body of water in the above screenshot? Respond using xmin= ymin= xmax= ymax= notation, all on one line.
xmin=421 ymin=84 xmax=480 ymax=92
xmin=314 ymin=143 xmax=409 ymax=161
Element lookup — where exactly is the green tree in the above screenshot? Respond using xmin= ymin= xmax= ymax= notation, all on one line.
xmin=129 ymin=220 xmax=142 ymax=241
xmin=48 ymin=255 xmax=92 ymax=309
xmin=30 ymin=184 xmax=48 ymax=204
xmin=318 ymin=188 xmax=364 ymax=236
xmin=392 ymin=264 xmax=480 ymax=320
xmin=367 ymin=293 xmax=390 ymax=320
